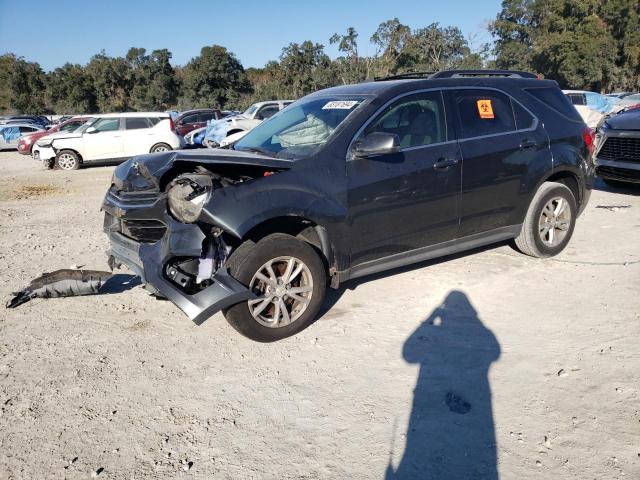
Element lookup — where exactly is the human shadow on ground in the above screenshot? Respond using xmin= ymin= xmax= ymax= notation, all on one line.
xmin=385 ymin=290 xmax=501 ymax=480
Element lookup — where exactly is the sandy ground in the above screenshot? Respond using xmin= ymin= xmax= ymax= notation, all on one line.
xmin=0 ymin=150 xmax=638 ymax=480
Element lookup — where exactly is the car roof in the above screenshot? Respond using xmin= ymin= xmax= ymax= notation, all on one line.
xmin=251 ymin=100 xmax=294 ymax=107
xmin=95 ymin=112 xmax=169 ymax=118
xmin=0 ymin=123 xmax=44 ymax=129
xmin=562 ymin=90 xmax=597 ymax=94
xmin=308 ymin=77 xmax=557 ymax=99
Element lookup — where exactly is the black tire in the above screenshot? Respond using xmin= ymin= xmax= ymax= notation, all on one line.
xmin=150 ymin=143 xmax=172 ymax=153
xmin=55 ymin=150 xmax=80 ymax=170
xmin=513 ymin=182 xmax=577 ymax=258
xmin=223 ymin=233 xmax=327 ymax=342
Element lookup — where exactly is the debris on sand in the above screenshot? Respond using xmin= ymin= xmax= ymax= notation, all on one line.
xmin=6 ymin=269 xmax=113 ymax=308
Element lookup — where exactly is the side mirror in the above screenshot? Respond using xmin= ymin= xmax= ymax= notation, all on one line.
xmin=352 ymin=132 xmax=400 ymax=158
xmin=85 ymin=126 xmax=97 ymax=134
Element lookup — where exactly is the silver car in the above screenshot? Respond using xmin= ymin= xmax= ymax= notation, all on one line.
xmin=0 ymin=123 xmax=45 ymax=150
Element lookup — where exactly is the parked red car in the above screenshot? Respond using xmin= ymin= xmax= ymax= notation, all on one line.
xmin=17 ymin=116 xmax=92 ymax=155
xmin=175 ymin=109 xmax=222 ymax=137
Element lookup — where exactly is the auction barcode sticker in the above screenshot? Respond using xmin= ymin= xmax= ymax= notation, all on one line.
xmin=322 ymin=101 xmax=359 ymax=110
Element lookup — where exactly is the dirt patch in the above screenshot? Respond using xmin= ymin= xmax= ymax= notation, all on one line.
xmin=4 ymin=184 xmax=64 ymax=201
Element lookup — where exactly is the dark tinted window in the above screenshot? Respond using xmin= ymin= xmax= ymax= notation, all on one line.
xmin=125 ymin=117 xmax=151 ymax=130
xmin=524 ymin=87 xmax=583 ymax=123
xmin=566 ymin=93 xmax=586 ymax=106
xmin=513 ymin=102 xmax=535 ymax=130
xmin=19 ymin=126 xmax=37 ymax=133
xmin=198 ymin=112 xmax=216 ymax=122
xmin=256 ymin=105 xmax=279 ymax=120
xmin=363 ymin=91 xmax=446 ymax=148
xmin=181 ymin=114 xmax=198 ymax=124
xmin=60 ymin=121 xmax=83 ymax=132
xmin=453 ymin=89 xmax=515 ymax=139
xmin=148 ymin=117 xmax=162 ymax=126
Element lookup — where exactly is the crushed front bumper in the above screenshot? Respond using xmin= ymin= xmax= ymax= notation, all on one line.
xmin=103 ymin=190 xmax=254 ymax=324
xmin=34 ymin=145 xmax=56 ymax=161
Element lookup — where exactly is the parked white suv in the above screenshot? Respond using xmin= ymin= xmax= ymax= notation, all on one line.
xmin=34 ymin=112 xmax=183 ymax=170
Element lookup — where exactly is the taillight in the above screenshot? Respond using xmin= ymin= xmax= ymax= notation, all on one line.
xmin=169 ymin=117 xmax=175 ymax=131
xmin=582 ymin=127 xmax=595 ymax=154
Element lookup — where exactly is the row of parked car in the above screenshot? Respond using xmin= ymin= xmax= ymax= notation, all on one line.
xmin=0 ymin=101 xmax=294 ymax=170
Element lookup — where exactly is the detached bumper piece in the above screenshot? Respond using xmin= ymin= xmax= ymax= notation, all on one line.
xmin=103 ymin=190 xmax=254 ymax=325
xmin=7 ymin=270 xmax=113 ymax=308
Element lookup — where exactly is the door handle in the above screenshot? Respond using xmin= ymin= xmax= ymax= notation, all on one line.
xmin=433 ymin=157 xmax=459 ymax=170
xmin=519 ymin=139 xmax=536 ymax=149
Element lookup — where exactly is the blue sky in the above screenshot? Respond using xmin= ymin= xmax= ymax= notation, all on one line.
xmin=0 ymin=0 xmax=502 ymax=72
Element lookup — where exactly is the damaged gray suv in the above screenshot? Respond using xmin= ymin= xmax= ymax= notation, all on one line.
xmin=103 ymin=70 xmax=594 ymax=342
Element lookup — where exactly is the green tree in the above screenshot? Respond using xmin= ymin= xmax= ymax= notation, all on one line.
xmin=1 ymin=55 xmax=47 ymax=114
xmin=46 ymin=63 xmax=97 ymax=113
xmin=490 ymin=0 xmax=640 ymax=91
xmin=278 ymin=41 xmax=333 ymax=98
xmin=179 ymin=45 xmax=251 ymax=109
xmin=86 ymin=51 xmax=133 ymax=112
xmin=127 ymin=47 xmax=178 ymax=110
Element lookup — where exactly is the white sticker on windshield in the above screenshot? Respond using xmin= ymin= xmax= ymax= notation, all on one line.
xmin=322 ymin=101 xmax=358 ymax=110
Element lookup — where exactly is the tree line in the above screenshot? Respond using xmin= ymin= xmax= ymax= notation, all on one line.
xmin=1 ymin=1 xmax=638 ymax=115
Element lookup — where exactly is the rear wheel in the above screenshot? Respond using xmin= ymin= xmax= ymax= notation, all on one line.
xmin=514 ymin=182 xmax=577 ymax=258
xmin=223 ymin=233 xmax=326 ymax=342
xmin=55 ymin=150 xmax=80 ymax=170
xmin=150 ymin=143 xmax=172 ymax=153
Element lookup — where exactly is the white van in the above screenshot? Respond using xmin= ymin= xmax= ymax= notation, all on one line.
xmin=34 ymin=112 xmax=183 ymax=170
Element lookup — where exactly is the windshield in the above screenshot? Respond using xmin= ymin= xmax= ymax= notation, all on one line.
xmin=234 ymin=96 xmax=365 ymax=160
xmin=76 ymin=119 xmax=95 ymax=133
xmin=243 ymin=104 xmax=259 ymax=117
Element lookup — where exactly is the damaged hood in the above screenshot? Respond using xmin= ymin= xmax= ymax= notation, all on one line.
xmin=604 ymin=110 xmax=640 ymax=131
xmin=112 ymin=149 xmax=293 ymax=192
xmin=44 ymin=131 xmax=85 ymax=141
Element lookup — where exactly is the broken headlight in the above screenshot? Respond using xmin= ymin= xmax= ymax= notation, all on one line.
xmin=167 ymin=173 xmax=213 ymax=223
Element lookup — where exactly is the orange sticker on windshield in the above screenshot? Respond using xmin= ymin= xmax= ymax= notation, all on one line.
xmin=477 ymin=99 xmax=494 ymax=119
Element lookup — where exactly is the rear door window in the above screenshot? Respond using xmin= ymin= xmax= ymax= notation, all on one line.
xmin=125 ymin=117 xmax=151 ymax=130
xmin=363 ymin=90 xmax=447 ymax=148
xmin=453 ymin=89 xmax=516 ymax=139
xmin=512 ymin=102 xmax=535 ymax=130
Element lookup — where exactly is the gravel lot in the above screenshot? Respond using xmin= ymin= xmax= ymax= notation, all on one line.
xmin=0 ymin=150 xmax=639 ymax=479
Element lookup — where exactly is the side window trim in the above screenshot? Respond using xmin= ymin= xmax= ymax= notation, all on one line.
xmin=347 ymin=88 xmax=453 ymax=161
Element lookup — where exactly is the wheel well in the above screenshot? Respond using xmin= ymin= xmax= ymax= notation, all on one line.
xmin=242 ymin=216 xmax=332 ymax=270
xmin=545 ymin=172 xmax=580 ymax=205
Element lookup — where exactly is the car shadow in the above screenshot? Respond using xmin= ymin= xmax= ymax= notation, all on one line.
xmin=592 ymin=177 xmax=640 ymax=196
xmin=385 ymin=290 xmax=500 ymax=479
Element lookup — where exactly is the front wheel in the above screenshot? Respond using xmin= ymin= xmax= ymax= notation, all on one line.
xmin=55 ymin=150 xmax=80 ymax=170
xmin=223 ymin=233 xmax=327 ymax=342
xmin=513 ymin=182 xmax=577 ymax=258
xmin=150 ymin=143 xmax=172 ymax=153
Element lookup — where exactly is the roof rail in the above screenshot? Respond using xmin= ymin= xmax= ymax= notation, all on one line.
xmin=374 ymin=71 xmax=435 ymax=81
xmin=430 ymin=69 xmax=538 ymax=79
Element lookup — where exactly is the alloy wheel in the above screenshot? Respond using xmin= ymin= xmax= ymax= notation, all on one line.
xmin=248 ymin=256 xmax=313 ymax=328
xmin=538 ymin=196 xmax=571 ymax=247
xmin=57 ymin=153 xmax=77 ymax=170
